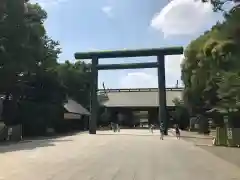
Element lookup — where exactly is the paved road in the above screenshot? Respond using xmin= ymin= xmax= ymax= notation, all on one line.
xmin=171 ymin=129 xmax=240 ymax=168
xmin=0 ymin=129 xmax=240 ymax=180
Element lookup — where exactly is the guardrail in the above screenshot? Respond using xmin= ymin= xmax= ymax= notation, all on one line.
xmin=98 ymin=87 xmax=184 ymax=93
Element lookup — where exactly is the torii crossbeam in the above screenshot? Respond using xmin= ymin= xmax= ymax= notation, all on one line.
xmin=75 ymin=47 xmax=183 ymax=135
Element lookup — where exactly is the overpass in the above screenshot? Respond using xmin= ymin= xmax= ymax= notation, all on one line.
xmin=98 ymin=88 xmax=183 ymax=108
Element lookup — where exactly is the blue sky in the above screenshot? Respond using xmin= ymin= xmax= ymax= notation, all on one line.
xmin=32 ymin=0 xmax=223 ymax=89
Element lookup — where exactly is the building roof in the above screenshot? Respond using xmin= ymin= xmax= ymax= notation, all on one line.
xmin=64 ymin=99 xmax=90 ymax=115
xmin=98 ymin=88 xmax=183 ymax=108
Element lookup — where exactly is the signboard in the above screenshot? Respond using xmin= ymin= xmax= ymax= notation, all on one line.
xmin=227 ymin=128 xmax=233 ymax=140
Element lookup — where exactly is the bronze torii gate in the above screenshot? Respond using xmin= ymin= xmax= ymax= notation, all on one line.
xmin=75 ymin=47 xmax=183 ymax=134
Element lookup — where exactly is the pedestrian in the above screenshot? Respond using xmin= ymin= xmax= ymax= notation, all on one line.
xmin=117 ymin=112 xmax=122 ymax=133
xmin=149 ymin=124 xmax=154 ymax=133
xmin=113 ymin=123 xmax=117 ymax=132
xmin=175 ymin=124 xmax=180 ymax=139
xmin=110 ymin=122 xmax=115 ymax=132
xmin=8 ymin=127 xmax=12 ymax=141
xmin=160 ymin=122 xmax=164 ymax=140
xmin=117 ymin=123 xmax=120 ymax=132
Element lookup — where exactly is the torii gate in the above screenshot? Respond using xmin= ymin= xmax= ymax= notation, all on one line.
xmin=75 ymin=47 xmax=183 ymax=135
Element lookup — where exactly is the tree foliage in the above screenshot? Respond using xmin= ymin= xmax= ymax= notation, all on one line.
xmin=0 ymin=2 xmax=56 ymax=96
xmin=57 ymin=60 xmax=91 ymax=108
xmin=0 ymin=1 xmax=91 ymax=135
xmin=181 ymin=7 xmax=240 ymax=117
xmin=172 ymin=97 xmax=189 ymax=129
xmin=202 ymin=0 xmax=240 ymax=11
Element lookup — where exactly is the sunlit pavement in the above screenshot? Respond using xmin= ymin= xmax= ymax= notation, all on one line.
xmin=0 ymin=129 xmax=240 ymax=180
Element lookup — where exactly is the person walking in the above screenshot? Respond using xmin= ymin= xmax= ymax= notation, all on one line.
xmin=110 ymin=122 xmax=116 ymax=132
xmin=117 ymin=112 xmax=122 ymax=132
xmin=110 ymin=110 xmax=118 ymax=133
xmin=113 ymin=123 xmax=117 ymax=132
xmin=149 ymin=124 xmax=154 ymax=134
xmin=175 ymin=124 xmax=180 ymax=139
xmin=160 ymin=122 xmax=164 ymax=140
xmin=8 ymin=127 xmax=13 ymax=141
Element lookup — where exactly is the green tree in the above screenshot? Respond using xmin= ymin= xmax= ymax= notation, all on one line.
xmin=0 ymin=2 xmax=49 ymax=98
xmin=0 ymin=1 xmax=92 ymax=135
xmin=172 ymin=98 xmax=189 ymax=129
xmin=202 ymin=0 xmax=240 ymax=11
xmin=0 ymin=1 xmax=64 ymax=132
xmin=57 ymin=60 xmax=91 ymax=108
xmin=216 ymin=71 xmax=240 ymax=112
xmin=181 ymin=7 xmax=240 ymax=126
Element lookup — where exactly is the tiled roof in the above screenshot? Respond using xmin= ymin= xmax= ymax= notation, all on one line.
xmin=64 ymin=99 xmax=90 ymax=115
xmin=98 ymin=88 xmax=183 ymax=107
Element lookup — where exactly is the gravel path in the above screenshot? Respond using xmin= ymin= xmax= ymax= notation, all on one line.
xmin=0 ymin=129 xmax=240 ymax=180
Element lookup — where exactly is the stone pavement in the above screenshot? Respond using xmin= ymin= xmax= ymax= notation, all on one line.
xmin=170 ymin=129 xmax=214 ymax=146
xmin=170 ymin=129 xmax=240 ymax=168
xmin=0 ymin=129 xmax=240 ymax=180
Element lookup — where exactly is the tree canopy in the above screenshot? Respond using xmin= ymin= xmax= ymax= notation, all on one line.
xmin=181 ymin=7 xmax=240 ymax=116
xmin=57 ymin=60 xmax=91 ymax=107
xmin=0 ymin=1 xmax=91 ymax=135
xmin=202 ymin=0 xmax=240 ymax=11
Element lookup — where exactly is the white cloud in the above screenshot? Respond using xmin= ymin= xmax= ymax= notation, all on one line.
xmin=119 ymin=55 xmax=184 ymax=88
xmin=102 ymin=6 xmax=113 ymax=17
xmin=150 ymin=0 xmax=214 ymax=37
xmin=165 ymin=54 xmax=184 ymax=86
xmin=165 ymin=54 xmax=184 ymax=74
xmin=30 ymin=0 xmax=67 ymax=8
xmin=120 ymin=71 xmax=158 ymax=89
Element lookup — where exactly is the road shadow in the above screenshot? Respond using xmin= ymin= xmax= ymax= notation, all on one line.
xmin=0 ymin=131 xmax=80 ymax=154
xmin=178 ymin=131 xmax=240 ymax=168
xmin=96 ymin=129 xmax=174 ymax=137
xmin=23 ymin=130 xmax=87 ymax=141
xmin=0 ymin=138 xmax=73 ymax=154
xmin=199 ymin=145 xmax=240 ymax=168
xmin=96 ymin=132 xmax=163 ymax=137
xmin=180 ymin=135 xmax=213 ymax=140
xmin=169 ymin=130 xmax=213 ymax=140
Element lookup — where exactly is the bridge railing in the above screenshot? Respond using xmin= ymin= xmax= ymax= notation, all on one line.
xmin=98 ymin=87 xmax=184 ymax=93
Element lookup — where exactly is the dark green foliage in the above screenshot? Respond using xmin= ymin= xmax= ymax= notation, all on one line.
xmin=0 ymin=1 xmax=91 ymax=136
xmin=202 ymin=0 xmax=240 ymax=11
xmin=57 ymin=61 xmax=91 ymax=108
xmin=19 ymin=101 xmax=64 ymax=136
xmin=172 ymin=98 xmax=189 ymax=130
xmin=181 ymin=7 xmax=240 ymax=126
